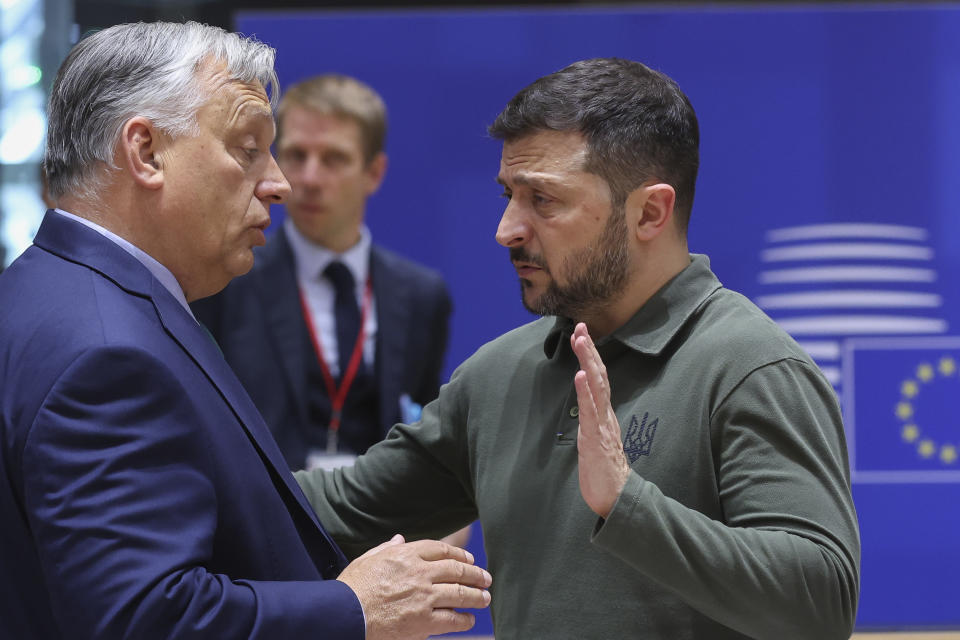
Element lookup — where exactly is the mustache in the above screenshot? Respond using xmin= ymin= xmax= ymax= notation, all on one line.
xmin=509 ymin=247 xmax=547 ymax=269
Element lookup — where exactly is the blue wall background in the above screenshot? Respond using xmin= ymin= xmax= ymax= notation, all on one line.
xmin=238 ymin=5 xmax=960 ymax=632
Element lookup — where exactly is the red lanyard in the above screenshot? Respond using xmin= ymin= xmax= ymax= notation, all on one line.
xmin=298 ymin=277 xmax=373 ymax=452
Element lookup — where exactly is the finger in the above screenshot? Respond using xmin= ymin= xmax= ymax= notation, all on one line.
xmin=574 ymin=335 xmax=611 ymax=410
xmin=429 ymin=582 xmax=493 ymax=610
xmin=574 ymin=369 xmax=601 ymax=439
xmin=428 ymin=558 xmax=492 ymax=588
xmin=572 ymin=320 xmax=590 ymax=342
xmin=408 ymin=539 xmax=475 ymax=564
xmin=574 ymin=323 xmax=605 ymax=375
xmin=354 ymin=533 xmax=405 ymax=561
xmin=570 ymin=326 xmax=606 ymax=388
xmin=570 ymin=323 xmax=594 ymax=369
xmin=428 ymin=609 xmax=477 ymax=635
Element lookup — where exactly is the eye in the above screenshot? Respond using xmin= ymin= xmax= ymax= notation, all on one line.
xmin=500 ymin=190 xmax=512 ymax=200
xmin=324 ymin=151 xmax=350 ymax=168
xmin=244 ymin=147 xmax=260 ymax=159
xmin=278 ymin=148 xmax=305 ymax=165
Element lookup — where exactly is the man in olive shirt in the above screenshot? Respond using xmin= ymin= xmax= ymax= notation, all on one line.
xmin=297 ymin=58 xmax=860 ymax=639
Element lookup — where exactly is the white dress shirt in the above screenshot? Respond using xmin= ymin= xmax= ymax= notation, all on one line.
xmin=284 ymin=218 xmax=378 ymax=377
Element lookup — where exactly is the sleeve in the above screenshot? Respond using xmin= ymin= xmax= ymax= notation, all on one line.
xmin=591 ymin=358 xmax=860 ymax=640
xmin=22 ymin=346 xmax=364 ymax=640
xmin=296 ymin=367 xmax=476 ymax=559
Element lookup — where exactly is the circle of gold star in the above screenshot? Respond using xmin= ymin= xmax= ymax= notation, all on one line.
xmin=895 ymin=356 xmax=958 ymax=465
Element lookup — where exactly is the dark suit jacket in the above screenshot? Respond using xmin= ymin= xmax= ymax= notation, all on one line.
xmin=0 ymin=212 xmax=364 ymax=639
xmin=192 ymin=227 xmax=452 ymax=470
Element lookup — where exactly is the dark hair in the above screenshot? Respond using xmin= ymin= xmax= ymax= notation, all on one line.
xmin=489 ymin=57 xmax=699 ymax=232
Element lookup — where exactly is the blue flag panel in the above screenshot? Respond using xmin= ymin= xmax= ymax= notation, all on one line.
xmin=844 ymin=338 xmax=960 ymax=480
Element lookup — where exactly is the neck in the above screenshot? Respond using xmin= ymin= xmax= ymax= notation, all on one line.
xmin=291 ymin=218 xmax=363 ymax=254
xmin=63 ymin=185 xmax=197 ymax=296
xmin=320 ymin=230 xmax=362 ymax=254
xmin=58 ymin=191 xmax=132 ymax=242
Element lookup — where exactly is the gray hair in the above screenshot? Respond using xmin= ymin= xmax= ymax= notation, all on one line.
xmin=44 ymin=21 xmax=278 ymax=200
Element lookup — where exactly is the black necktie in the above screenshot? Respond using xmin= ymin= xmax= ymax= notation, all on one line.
xmin=324 ymin=261 xmax=361 ymax=379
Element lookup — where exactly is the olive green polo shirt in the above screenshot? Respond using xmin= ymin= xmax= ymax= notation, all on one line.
xmin=297 ymin=254 xmax=860 ymax=640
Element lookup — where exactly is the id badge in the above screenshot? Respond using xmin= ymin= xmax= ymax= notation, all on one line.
xmin=305 ymin=449 xmax=358 ymax=472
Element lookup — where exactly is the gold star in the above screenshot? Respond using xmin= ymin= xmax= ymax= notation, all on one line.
xmin=896 ymin=401 xmax=913 ymax=420
xmin=917 ymin=363 xmax=934 ymax=382
xmin=941 ymin=445 xmax=958 ymax=465
xmin=901 ymin=424 xmax=919 ymax=443
xmin=901 ymin=380 xmax=919 ymax=398
xmin=939 ymin=356 xmax=957 ymax=377
xmin=919 ymin=440 xmax=936 ymax=458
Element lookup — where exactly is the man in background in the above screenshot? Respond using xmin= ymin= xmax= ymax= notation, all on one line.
xmin=194 ymin=74 xmax=452 ymax=474
xmin=297 ymin=57 xmax=861 ymax=639
xmin=0 ymin=21 xmax=489 ymax=639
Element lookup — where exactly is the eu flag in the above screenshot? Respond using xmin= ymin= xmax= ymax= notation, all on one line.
xmin=843 ymin=337 xmax=960 ymax=482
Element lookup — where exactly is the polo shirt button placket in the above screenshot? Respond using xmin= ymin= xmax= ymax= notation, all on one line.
xmin=556 ymin=400 xmax=579 ymax=445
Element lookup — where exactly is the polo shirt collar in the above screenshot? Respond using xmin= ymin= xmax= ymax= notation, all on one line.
xmin=543 ymin=253 xmax=722 ymax=359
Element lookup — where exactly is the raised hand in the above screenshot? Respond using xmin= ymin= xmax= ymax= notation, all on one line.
xmin=337 ymin=534 xmax=492 ymax=640
xmin=570 ymin=322 xmax=632 ymax=519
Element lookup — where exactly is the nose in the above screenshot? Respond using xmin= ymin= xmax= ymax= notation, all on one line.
xmin=495 ymin=200 xmax=530 ymax=248
xmin=296 ymin=155 xmax=326 ymax=190
xmin=258 ymin=154 xmax=292 ymax=204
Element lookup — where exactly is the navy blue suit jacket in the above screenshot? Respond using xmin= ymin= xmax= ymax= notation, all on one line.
xmin=192 ymin=228 xmax=452 ymax=470
xmin=0 ymin=212 xmax=364 ymax=639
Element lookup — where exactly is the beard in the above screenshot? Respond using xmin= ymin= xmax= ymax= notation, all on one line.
xmin=510 ymin=203 xmax=631 ymax=320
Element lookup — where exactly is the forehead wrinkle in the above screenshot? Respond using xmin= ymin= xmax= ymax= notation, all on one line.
xmin=199 ymin=63 xmax=272 ymax=134
xmin=499 ymin=170 xmax=572 ymax=193
xmin=224 ymin=97 xmax=275 ymax=145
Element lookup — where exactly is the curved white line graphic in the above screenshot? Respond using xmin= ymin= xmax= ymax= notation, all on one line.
xmin=797 ymin=340 xmax=841 ymax=360
xmin=760 ymin=266 xmax=936 ymax=283
xmin=761 ymin=243 xmax=933 ymax=262
xmin=766 ymin=224 xmax=927 ymax=242
xmin=757 ymin=291 xmax=942 ymax=309
xmin=773 ymin=315 xmax=948 ymax=335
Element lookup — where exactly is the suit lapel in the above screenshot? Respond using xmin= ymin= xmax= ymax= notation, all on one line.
xmin=371 ymin=248 xmax=411 ymax=433
xmin=257 ymin=231 xmax=311 ymax=422
xmin=154 ymin=274 xmax=347 ymax=568
xmin=155 ymin=281 xmax=347 ymax=567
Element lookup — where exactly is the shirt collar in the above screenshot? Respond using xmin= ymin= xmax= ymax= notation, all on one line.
xmin=543 ymin=254 xmax=722 ymax=358
xmin=53 ymin=208 xmax=194 ymax=318
xmin=284 ymin=218 xmax=371 ymax=285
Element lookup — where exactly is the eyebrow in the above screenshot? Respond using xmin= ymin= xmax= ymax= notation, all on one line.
xmin=495 ymin=172 xmax=562 ymax=190
xmin=232 ymin=101 xmax=275 ymax=128
xmin=247 ymin=107 xmax=276 ymax=128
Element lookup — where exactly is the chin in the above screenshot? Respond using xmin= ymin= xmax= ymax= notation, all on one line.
xmin=227 ymin=252 xmax=256 ymax=279
xmin=521 ymin=291 xmax=544 ymax=314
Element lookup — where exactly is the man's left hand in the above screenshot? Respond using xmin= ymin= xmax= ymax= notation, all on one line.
xmin=570 ymin=322 xmax=632 ymax=519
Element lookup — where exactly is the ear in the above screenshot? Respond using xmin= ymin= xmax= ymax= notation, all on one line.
xmin=119 ymin=117 xmax=164 ymax=190
xmin=625 ymin=182 xmax=676 ymax=242
xmin=363 ymin=151 xmax=388 ymax=196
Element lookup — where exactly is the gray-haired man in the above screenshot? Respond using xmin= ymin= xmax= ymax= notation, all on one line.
xmin=0 ymin=21 xmax=489 ymax=640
